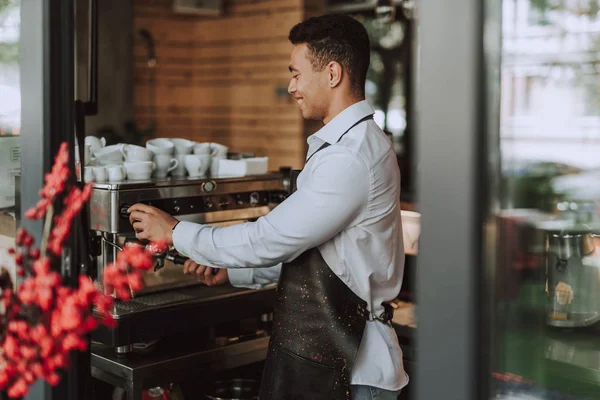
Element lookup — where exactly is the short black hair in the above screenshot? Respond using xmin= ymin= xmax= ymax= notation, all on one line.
xmin=289 ymin=14 xmax=370 ymax=97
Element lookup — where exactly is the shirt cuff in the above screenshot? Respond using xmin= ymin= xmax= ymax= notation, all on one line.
xmin=228 ymin=268 xmax=256 ymax=288
xmin=172 ymin=221 xmax=203 ymax=259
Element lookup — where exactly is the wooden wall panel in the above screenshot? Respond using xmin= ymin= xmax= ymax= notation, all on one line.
xmin=132 ymin=0 xmax=323 ymax=170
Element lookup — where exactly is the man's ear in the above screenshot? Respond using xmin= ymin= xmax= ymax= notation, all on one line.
xmin=327 ymin=61 xmax=343 ymax=88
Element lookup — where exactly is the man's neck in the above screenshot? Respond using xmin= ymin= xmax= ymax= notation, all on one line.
xmin=323 ymin=96 xmax=365 ymax=125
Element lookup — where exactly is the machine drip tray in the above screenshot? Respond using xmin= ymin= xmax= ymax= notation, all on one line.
xmin=109 ymin=284 xmax=272 ymax=317
xmin=113 ymin=291 xmax=199 ymax=314
xmin=93 ymin=285 xmax=277 ymax=347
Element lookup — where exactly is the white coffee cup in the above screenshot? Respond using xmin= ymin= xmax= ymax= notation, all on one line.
xmin=184 ymin=154 xmax=211 ymax=178
xmin=106 ymin=165 xmax=127 ymax=182
xmin=210 ymin=143 xmax=229 ymax=158
xmin=75 ymin=143 xmax=94 ymax=166
xmin=85 ymin=136 xmax=106 ymax=154
xmin=401 ymin=210 xmax=421 ymax=254
xmin=124 ymin=161 xmax=155 ymax=181
xmin=210 ymin=156 xmax=226 ymax=177
xmin=92 ymin=166 xmax=108 ymax=182
xmin=153 ymin=154 xmax=179 ymax=178
xmin=121 ymin=144 xmax=153 ymax=162
xmin=170 ymin=138 xmax=195 ymax=155
xmin=146 ymin=138 xmax=174 ymax=155
xmin=172 ymin=154 xmax=188 ymax=177
xmin=83 ymin=166 xmax=95 ymax=182
xmin=94 ymin=144 xmax=124 ymax=166
xmin=193 ymin=142 xmax=211 ymax=155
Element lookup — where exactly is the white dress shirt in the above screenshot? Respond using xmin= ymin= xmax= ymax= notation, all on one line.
xmin=173 ymin=100 xmax=408 ymax=391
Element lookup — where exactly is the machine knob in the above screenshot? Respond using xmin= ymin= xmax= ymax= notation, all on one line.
xmin=119 ymin=203 xmax=134 ymax=218
xmin=235 ymin=195 xmax=244 ymax=206
xmin=274 ymin=193 xmax=287 ymax=203
xmin=202 ymin=180 xmax=217 ymax=193
xmin=250 ymin=192 xmax=260 ymax=206
xmin=173 ymin=205 xmax=180 ymax=213
xmin=203 ymin=199 xmax=214 ymax=210
xmin=219 ymin=197 xmax=230 ymax=210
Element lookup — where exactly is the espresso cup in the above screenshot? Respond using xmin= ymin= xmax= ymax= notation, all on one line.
xmin=94 ymin=144 xmax=124 ymax=166
xmin=92 ymin=166 xmax=107 ymax=182
xmin=85 ymin=136 xmax=106 ymax=154
xmin=210 ymin=156 xmax=226 ymax=177
xmin=170 ymin=138 xmax=195 ymax=155
xmin=146 ymin=138 xmax=174 ymax=155
xmin=172 ymin=154 xmax=188 ymax=177
xmin=106 ymin=165 xmax=127 ymax=182
xmin=401 ymin=210 xmax=421 ymax=254
xmin=193 ymin=142 xmax=211 ymax=155
xmin=124 ymin=161 xmax=155 ymax=180
xmin=83 ymin=166 xmax=95 ymax=182
xmin=75 ymin=143 xmax=94 ymax=166
xmin=121 ymin=144 xmax=153 ymax=162
xmin=184 ymin=154 xmax=211 ymax=178
xmin=210 ymin=143 xmax=229 ymax=158
xmin=153 ymin=154 xmax=179 ymax=178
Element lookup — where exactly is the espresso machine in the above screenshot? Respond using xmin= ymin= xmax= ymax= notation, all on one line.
xmin=540 ymin=220 xmax=600 ymax=328
xmin=87 ymin=171 xmax=290 ymax=353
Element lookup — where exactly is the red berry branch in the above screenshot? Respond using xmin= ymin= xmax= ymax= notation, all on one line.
xmin=0 ymin=142 xmax=157 ymax=398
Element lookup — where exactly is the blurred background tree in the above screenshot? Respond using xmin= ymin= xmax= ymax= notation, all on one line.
xmin=530 ymin=0 xmax=600 ymax=21
xmin=0 ymin=0 xmax=19 ymax=65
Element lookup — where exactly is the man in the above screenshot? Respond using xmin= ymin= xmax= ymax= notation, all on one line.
xmin=128 ymin=14 xmax=408 ymax=400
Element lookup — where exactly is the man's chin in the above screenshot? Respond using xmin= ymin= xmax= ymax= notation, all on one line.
xmin=300 ymin=110 xmax=322 ymax=121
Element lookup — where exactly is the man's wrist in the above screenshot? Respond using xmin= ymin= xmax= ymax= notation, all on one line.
xmin=172 ymin=220 xmax=181 ymax=231
xmin=169 ymin=220 xmax=180 ymax=246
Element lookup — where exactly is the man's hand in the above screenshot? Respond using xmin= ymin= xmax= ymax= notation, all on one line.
xmin=183 ymin=259 xmax=229 ymax=286
xmin=128 ymin=203 xmax=179 ymax=245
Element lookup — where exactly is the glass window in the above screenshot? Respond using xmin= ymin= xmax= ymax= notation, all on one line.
xmin=0 ymin=0 xmax=20 ymax=135
xmin=490 ymin=0 xmax=600 ymax=398
xmin=0 ymin=0 xmax=20 ymax=282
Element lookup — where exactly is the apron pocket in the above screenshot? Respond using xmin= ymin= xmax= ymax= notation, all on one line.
xmin=269 ymin=346 xmax=337 ymax=400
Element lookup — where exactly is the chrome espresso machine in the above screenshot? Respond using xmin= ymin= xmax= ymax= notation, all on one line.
xmin=87 ymin=170 xmax=290 ymax=354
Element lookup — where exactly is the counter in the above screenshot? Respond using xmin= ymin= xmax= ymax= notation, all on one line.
xmin=91 ymin=299 xmax=418 ymax=400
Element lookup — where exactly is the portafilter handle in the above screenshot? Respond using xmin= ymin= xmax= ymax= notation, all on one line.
xmin=165 ymin=252 xmax=188 ymax=265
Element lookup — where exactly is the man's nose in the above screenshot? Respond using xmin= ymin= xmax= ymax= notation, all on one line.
xmin=288 ymin=80 xmax=296 ymax=95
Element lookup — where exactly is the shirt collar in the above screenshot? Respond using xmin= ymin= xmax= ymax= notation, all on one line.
xmin=311 ymin=100 xmax=375 ymax=145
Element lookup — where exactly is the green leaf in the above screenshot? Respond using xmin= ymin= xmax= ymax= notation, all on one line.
xmin=0 ymin=42 xmax=18 ymax=64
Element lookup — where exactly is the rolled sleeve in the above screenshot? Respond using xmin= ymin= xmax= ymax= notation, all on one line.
xmin=228 ymin=268 xmax=257 ymax=288
xmin=228 ymin=264 xmax=281 ymax=289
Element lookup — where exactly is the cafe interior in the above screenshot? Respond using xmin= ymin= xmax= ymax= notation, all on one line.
xmin=2 ymin=0 xmax=600 ymax=399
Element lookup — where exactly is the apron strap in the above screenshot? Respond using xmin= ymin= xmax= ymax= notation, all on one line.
xmin=306 ymin=114 xmax=374 ymax=164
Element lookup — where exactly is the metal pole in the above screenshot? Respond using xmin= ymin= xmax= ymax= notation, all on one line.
xmin=414 ymin=0 xmax=491 ymax=399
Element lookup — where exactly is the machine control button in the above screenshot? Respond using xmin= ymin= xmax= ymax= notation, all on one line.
xmin=202 ymin=180 xmax=217 ymax=193
xmin=250 ymin=192 xmax=259 ymax=206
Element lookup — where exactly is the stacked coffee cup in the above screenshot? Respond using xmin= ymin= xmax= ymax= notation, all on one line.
xmin=82 ymin=136 xmax=128 ymax=183
xmin=170 ymin=139 xmax=195 ymax=177
xmin=144 ymin=139 xmax=179 ymax=179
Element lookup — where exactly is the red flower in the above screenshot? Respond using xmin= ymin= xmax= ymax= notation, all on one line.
xmin=0 ymin=142 xmax=156 ymax=398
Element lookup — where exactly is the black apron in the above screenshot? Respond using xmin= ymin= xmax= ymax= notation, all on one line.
xmin=259 ymin=115 xmax=394 ymax=400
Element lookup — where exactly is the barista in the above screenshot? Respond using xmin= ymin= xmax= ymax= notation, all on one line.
xmin=127 ymin=14 xmax=407 ymax=400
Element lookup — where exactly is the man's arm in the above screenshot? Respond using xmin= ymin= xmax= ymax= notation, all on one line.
xmin=173 ymin=149 xmax=369 ymax=269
